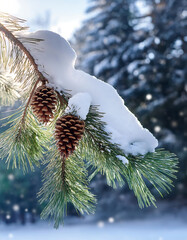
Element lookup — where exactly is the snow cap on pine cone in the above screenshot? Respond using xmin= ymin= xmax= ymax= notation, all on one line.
xmin=20 ymin=30 xmax=158 ymax=156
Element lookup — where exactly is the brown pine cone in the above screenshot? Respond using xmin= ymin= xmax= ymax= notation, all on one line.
xmin=55 ymin=114 xmax=85 ymax=158
xmin=31 ymin=85 xmax=57 ymax=124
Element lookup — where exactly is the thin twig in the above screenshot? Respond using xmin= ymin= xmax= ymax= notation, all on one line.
xmin=61 ymin=155 xmax=66 ymax=186
xmin=0 ymin=23 xmax=49 ymax=134
xmin=0 ymin=23 xmax=46 ymax=82
xmin=21 ymin=78 xmax=41 ymax=125
xmin=17 ymin=78 xmax=41 ymax=137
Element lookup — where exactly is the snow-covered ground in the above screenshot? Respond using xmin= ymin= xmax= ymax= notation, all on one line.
xmin=0 ymin=217 xmax=187 ymax=240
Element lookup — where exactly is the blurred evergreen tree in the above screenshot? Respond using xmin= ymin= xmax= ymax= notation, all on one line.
xmin=0 ymin=103 xmax=42 ymax=224
xmin=73 ymin=0 xmax=187 ymax=202
xmin=0 ymin=161 xmax=42 ymax=224
xmin=73 ymin=0 xmax=135 ymax=81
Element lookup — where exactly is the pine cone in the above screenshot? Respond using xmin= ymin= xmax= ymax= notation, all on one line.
xmin=31 ymin=85 xmax=57 ymax=124
xmin=55 ymin=115 xmax=85 ymax=158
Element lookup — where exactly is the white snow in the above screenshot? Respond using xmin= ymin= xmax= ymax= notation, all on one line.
xmin=0 ymin=217 xmax=187 ymax=240
xmin=20 ymin=30 xmax=158 ymax=156
xmin=65 ymin=92 xmax=92 ymax=120
xmin=117 ymin=155 xmax=129 ymax=165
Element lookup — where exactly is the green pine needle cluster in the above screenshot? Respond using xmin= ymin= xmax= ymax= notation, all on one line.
xmin=126 ymin=150 xmax=178 ymax=208
xmin=39 ymin=140 xmax=96 ymax=228
xmin=0 ymin=106 xmax=49 ymax=171
xmin=83 ymin=107 xmax=178 ymax=207
xmin=0 ymin=13 xmax=178 ymax=228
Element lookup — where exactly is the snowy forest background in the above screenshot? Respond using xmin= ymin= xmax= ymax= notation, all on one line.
xmin=0 ymin=0 xmax=186 ymax=226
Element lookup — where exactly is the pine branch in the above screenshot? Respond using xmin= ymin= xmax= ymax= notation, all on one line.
xmin=125 ymin=149 xmax=178 ymax=208
xmin=84 ymin=106 xmax=178 ymax=207
xmin=61 ymin=155 xmax=66 ymax=186
xmin=0 ymin=13 xmax=179 ymax=227
xmin=0 ymin=13 xmax=60 ymax=170
xmin=39 ymin=139 xmax=96 ymax=228
xmin=0 ymin=84 xmax=67 ymax=171
xmin=84 ymin=106 xmax=126 ymax=188
xmin=0 ymin=106 xmax=49 ymax=172
xmin=20 ymin=78 xmax=41 ymax=126
xmin=0 ymin=13 xmax=48 ymax=107
xmin=0 ymin=16 xmax=45 ymax=82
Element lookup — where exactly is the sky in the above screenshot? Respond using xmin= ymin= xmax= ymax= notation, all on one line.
xmin=0 ymin=0 xmax=88 ymax=39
